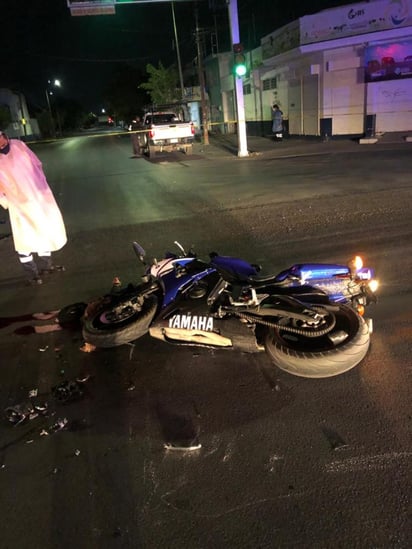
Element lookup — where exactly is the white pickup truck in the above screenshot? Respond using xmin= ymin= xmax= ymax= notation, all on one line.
xmin=140 ymin=111 xmax=195 ymax=158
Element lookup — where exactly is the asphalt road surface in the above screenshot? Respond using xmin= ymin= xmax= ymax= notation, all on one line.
xmin=0 ymin=134 xmax=411 ymax=548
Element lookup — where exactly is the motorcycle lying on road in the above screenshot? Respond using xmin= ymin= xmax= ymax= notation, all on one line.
xmin=81 ymin=241 xmax=378 ymax=378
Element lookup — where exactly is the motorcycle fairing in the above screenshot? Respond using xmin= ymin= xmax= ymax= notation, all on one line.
xmin=149 ymin=294 xmax=260 ymax=352
xmin=155 ymin=258 xmax=216 ymax=308
xmin=210 ymin=255 xmax=259 ymax=282
xmin=273 ymin=263 xmax=358 ymax=302
xmin=275 ymin=263 xmax=350 ymax=282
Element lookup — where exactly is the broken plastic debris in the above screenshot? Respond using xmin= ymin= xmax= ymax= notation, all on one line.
xmin=127 ymin=342 xmax=135 ymax=360
xmin=38 ymin=345 xmax=49 ymax=352
xmin=52 ymin=380 xmax=84 ymax=403
xmin=74 ymin=449 xmax=81 ymax=456
xmin=33 ymin=401 xmax=48 ymax=412
xmin=40 ymin=429 xmax=49 ymax=436
xmin=49 ymin=418 xmax=68 ymax=433
xmin=80 ymin=342 xmax=96 ymax=353
xmin=76 ymin=373 xmax=91 ymax=383
xmin=164 ymin=441 xmax=202 ymax=452
xmin=5 ymin=399 xmax=48 ymax=426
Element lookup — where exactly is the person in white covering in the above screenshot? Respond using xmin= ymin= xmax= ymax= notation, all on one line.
xmin=0 ymin=131 xmax=67 ymax=285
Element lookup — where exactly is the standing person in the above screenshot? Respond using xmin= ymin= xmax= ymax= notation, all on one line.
xmin=130 ymin=116 xmax=142 ymax=157
xmin=0 ymin=131 xmax=67 ymax=285
xmin=271 ymin=104 xmax=284 ymax=139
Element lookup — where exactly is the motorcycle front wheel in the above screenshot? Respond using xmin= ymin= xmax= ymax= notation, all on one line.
xmin=82 ymin=294 xmax=158 ymax=348
xmin=264 ymin=305 xmax=370 ymax=378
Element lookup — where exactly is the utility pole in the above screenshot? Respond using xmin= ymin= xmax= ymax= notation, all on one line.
xmin=195 ymin=5 xmax=209 ymax=145
xmin=228 ymin=0 xmax=248 ymax=157
xmin=45 ymin=89 xmax=56 ymax=138
xmin=171 ymin=2 xmax=185 ymax=101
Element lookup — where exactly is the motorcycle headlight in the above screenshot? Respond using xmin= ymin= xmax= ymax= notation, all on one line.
xmin=368 ymin=279 xmax=379 ymax=293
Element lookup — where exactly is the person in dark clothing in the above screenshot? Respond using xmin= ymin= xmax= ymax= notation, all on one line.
xmin=271 ymin=104 xmax=284 ymax=140
xmin=130 ymin=116 xmax=142 ymax=157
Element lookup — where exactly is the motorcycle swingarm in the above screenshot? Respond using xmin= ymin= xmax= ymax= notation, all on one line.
xmin=232 ymin=306 xmax=331 ymax=323
xmin=241 ymin=295 xmax=339 ymax=321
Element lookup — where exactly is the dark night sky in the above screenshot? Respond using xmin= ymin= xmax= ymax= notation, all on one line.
xmin=3 ymin=0 xmax=358 ymax=111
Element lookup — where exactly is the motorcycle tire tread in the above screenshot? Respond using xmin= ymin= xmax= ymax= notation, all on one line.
xmin=264 ymin=305 xmax=370 ymax=378
xmin=82 ymin=295 xmax=158 ymax=348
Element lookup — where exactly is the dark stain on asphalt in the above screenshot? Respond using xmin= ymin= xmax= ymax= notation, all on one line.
xmin=321 ymin=425 xmax=348 ymax=450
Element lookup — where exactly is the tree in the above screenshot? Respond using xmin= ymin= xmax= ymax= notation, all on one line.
xmin=103 ymin=64 xmax=149 ymax=122
xmin=140 ymin=62 xmax=180 ymax=104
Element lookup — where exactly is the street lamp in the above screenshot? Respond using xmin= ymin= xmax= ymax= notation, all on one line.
xmin=45 ymin=79 xmax=62 ymax=138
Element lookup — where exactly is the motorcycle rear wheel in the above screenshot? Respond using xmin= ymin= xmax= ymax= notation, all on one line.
xmin=82 ymin=294 xmax=158 ymax=348
xmin=264 ymin=305 xmax=370 ymax=378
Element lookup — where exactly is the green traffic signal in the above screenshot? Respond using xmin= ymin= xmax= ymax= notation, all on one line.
xmin=234 ymin=52 xmax=247 ymax=77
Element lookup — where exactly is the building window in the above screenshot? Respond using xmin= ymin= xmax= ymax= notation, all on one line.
xmin=263 ymin=77 xmax=277 ymax=90
xmin=243 ymin=83 xmax=251 ymax=95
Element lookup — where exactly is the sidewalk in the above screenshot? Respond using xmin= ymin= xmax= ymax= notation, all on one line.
xmin=194 ymin=132 xmax=412 ymax=160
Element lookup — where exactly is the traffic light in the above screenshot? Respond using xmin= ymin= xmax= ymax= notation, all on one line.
xmin=233 ymin=43 xmax=247 ymax=77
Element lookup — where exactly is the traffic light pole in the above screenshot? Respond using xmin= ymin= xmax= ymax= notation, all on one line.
xmin=228 ymin=0 xmax=249 ymax=157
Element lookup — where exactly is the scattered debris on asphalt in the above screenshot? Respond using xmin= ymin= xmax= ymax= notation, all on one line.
xmin=164 ymin=440 xmax=202 ymax=452
xmin=80 ymin=342 xmax=96 ymax=353
xmin=48 ymin=417 xmax=69 ymax=433
xmin=126 ymin=342 xmax=135 ymax=360
xmin=52 ymin=379 xmax=84 ymax=403
xmin=76 ymin=373 xmax=91 ymax=383
xmin=5 ymin=398 xmax=49 ymax=426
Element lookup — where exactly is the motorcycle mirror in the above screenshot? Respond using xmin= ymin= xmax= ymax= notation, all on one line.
xmin=174 ymin=241 xmax=186 ymax=255
xmin=132 ymin=242 xmax=146 ymax=263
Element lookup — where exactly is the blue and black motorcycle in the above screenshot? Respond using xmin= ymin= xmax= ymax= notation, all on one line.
xmin=82 ymin=241 xmax=378 ymax=378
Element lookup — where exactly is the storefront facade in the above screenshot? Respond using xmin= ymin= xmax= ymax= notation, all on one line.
xmin=205 ymin=0 xmax=412 ymax=137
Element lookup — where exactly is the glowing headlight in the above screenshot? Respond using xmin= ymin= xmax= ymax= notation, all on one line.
xmin=349 ymin=255 xmax=363 ymax=275
xmin=353 ymin=255 xmax=363 ymax=270
xmin=368 ymin=279 xmax=379 ymax=293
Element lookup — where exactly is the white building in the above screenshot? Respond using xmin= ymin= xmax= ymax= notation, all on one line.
xmin=206 ymin=0 xmax=412 ymax=137
xmin=0 ymin=88 xmax=39 ymax=139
